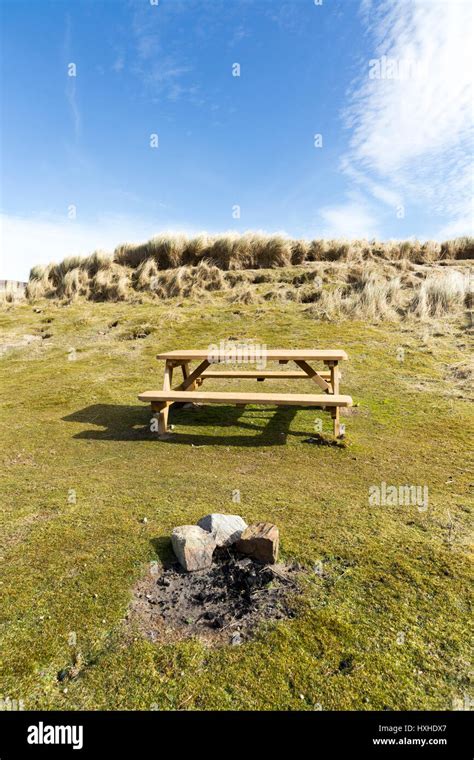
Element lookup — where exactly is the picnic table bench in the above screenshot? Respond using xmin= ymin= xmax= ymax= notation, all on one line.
xmin=138 ymin=349 xmax=353 ymax=439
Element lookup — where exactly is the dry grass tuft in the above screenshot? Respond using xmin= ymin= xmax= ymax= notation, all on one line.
xmin=134 ymin=258 xmax=160 ymax=291
xmin=228 ymin=284 xmax=261 ymax=305
xmin=61 ymin=268 xmax=91 ymax=300
xmin=91 ymin=265 xmax=130 ymax=301
xmin=29 ymin=264 xmax=47 ymax=280
xmin=150 ymin=262 xmax=227 ymax=299
xmin=23 ymin=233 xmax=473 ymax=318
xmin=83 ymin=250 xmax=113 ymax=275
xmin=440 ymin=236 xmax=474 ymax=260
xmin=409 ymin=270 xmax=470 ymax=318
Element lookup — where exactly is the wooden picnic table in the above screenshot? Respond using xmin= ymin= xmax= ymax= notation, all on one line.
xmin=138 ymin=348 xmax=352 ymax=439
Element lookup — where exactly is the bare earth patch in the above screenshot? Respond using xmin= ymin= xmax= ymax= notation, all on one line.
xmin=0 ymin=333 xmax=41 ymax=356
xmin=127 ymin=548 xmax=301 ymax=646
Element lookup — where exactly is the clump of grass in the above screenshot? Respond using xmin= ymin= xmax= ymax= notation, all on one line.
xmin=351 ymin=271 xmax=402 ymax=321
xmin=263 ymin=284 xmax=298 ymax=302
xmin=153 ymin=234 xmax=188 ymax=268
xmin=409 ymin=270 xmax=469 ymax=318
xmin=151 ymin=262 xmax=227 ymax=299
xmin=29 ymin=264 xmax=47 ymax=280
xmin=113 ymin=241 xmax=146 ymax=269
xmin=224 ymin=270 xmax=252 ymax=287
xmin=26 ymin=263 xmax=56 ymax=300
xmin=181 ymin=234 xmax=209 ymax=265
xmin=290 ymin=240 xmax=310 ymax=265
xmin=92 ymin=265 xmax=130 ymax=301
xmin=306 ymin=285 xmax=347 ymax=321
xmin=49 ymin=256 xmax=85 ymax=285
xmin=83 ymin=250 xmax=113 ymax=275
xmin=250 ymin=234 xmax=292 ymax=268
xmin=61 ymin=268 xmax=91 ymax=300
xmin=440 ymin=237 xmax=474 ymax=260
xmin=206 ymin=233 xmax=240 ymax=270
xmin=114 ymin=234 xmax=189 ymax=269
xmin=296 ymin=281 xmax=324 ymax=304
xmin=228 ymin=284 xmax=261 ymax=305
xmin=133 ymin=258 xmax=160 ymax=291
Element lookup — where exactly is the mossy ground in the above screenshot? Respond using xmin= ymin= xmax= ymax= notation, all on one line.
xmin=0 ymin=296 xmax=472 ymax=710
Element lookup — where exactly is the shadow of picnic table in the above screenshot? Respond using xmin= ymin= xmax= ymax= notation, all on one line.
xmin=62 ymin=403 xmax=311 ymax=447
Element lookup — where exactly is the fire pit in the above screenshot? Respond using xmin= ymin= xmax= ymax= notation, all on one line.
xmin=128 ymin=547 xmax=300 ymax=646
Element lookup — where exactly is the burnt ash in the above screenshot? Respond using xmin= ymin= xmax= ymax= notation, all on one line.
xmin=128 ymin=548 xmax=300 ymax=645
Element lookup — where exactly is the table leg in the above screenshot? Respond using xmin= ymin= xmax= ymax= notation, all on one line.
xmin=175 ymin=360 xmax=210 ymax=391
xmin=153 ymin=360 xmax=173 ymax=435
xmin=294 ymin=359 xmax=330 ymax=392
xmin=182 ymin=360 xmax=202 ymax=389
xmin=328 ymin=361 xmax=341 ymax=437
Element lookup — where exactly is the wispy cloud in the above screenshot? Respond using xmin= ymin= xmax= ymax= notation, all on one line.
xmin=63 ymin=15 xmax=81 ymax=139
xmin=130 ymin=2 xmax=199 ymax=103
xmin=65 ymin=78 xmax=81 ymax=138
xmin=319 ymin=197 xmax=381 ymax=240
xmin=129 ymin=0 xmax=255 ymax=106
xmin=332 ymin=0 xmax=473 ymax=238
xmin=112 ymin=55 xmax=125 ymax=73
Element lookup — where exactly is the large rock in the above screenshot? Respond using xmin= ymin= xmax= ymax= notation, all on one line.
xmin=197 ymin=513 xmax=247 ymax=547
xmin=171 ymin=525 xmax=216 ymax=572
xmin=235 ymin=522 xmax=279 ymax=564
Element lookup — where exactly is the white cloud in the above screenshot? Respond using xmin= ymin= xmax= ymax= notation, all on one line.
xmin=318 ymin=200 xmax=380 ymax=240
xmin=343 ymin=0 xmax=473 ymax=236
xmin=0 ymin=213 xmax=163 ymax=281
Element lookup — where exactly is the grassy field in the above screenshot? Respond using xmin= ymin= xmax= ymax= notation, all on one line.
xmin=0 ymin=294 xmax=472 ymax=710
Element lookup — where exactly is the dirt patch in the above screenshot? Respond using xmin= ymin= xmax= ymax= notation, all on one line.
xmin=340 ymin=405 xmax=368 ymax=417
xmin=127 ymin=548 xmax=301 ymax=646
xmin=0 ymin=334 xmax=41 ymax=356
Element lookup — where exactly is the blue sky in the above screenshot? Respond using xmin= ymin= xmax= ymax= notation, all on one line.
xmin=1 ymin=0 xmax=473 ymax=280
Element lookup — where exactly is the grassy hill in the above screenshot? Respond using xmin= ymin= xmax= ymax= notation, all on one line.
xmin=0 ymin=238 xmax=472 ymax=710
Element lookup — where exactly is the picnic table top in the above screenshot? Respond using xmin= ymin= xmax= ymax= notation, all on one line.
xmin=156 ymin=349 xmax=348 ymax=361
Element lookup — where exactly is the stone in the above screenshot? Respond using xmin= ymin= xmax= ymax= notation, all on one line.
xmin=197 ymin=513 xmax=247 ymax=547
xmin=235 ymin=522 xmax=279 ymax=564
xmin=171 ymin=525 xmax=216 ymax=572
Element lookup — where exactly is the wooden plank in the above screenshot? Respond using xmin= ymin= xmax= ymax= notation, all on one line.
xmin=157 ymin=349 xmax=349 ymax=361
xmin=201 ymin=370 xmax=330 ymax=379
xmin=139 ymin=390 xmax=353 ymax=407
xmin=174 ymin=359 xmax=210 ymax=391
xmin=155 ymin=360 xmax=173 ymax=434
xmin=329 ymin=361 xmax=341 ymax=437
xmin=294 ymin=359 xmax=330 ymax=392
xmin=163 ymin=361 xmax=172 ymax=391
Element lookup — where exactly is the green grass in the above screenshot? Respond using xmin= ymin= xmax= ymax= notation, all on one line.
xmin=0 ymin=296 xmax=472 ymax=711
